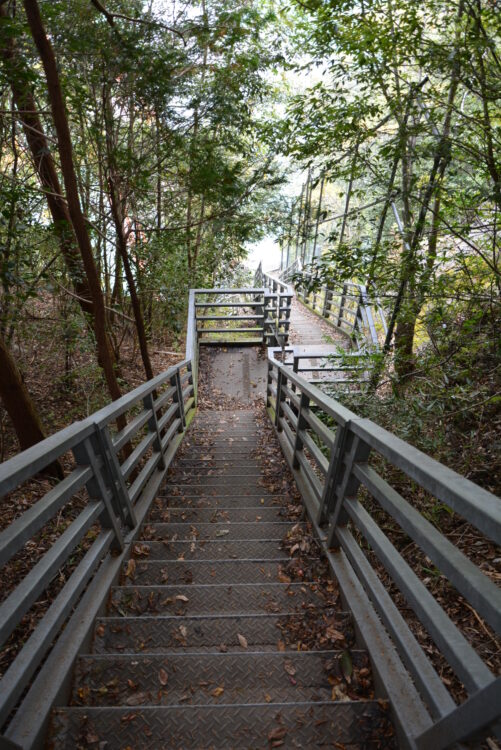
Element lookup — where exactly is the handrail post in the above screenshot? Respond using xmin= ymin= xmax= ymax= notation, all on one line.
xmin=322 ymin=286 xmax=331 ymax=318
xmin=293 ymin=392 xmax=310 ymax=469
xmin=143 ymin=392 xmax=165 ymax=470
xmin=171 ymin=368 xmax=186 ymax=433
xmin=337 ymin=282 xmax=347 ymax=328
xmin=94 ymin=424 xmax=137 ymax=528
xmin=72 ymin=437 xmax=124 ymax=551
xmin=275 ymin=369 xmax=285 ymax=430
xmin=326 ymin=432 xmax=371 ymax=547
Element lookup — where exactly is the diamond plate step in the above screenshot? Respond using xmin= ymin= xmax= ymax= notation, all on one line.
xmin=155 ymin=494 xmax=288 ymax=508
xmin=167 ymin=467 xmax=264 ymax=479
xmin=93 ymin=612 xmax=354 ymax=654
xmin=51 ymin=701 xmax=395 ymax=749
xmin=123 ymin=559 xmax=316 ymax=586
xmin=165 ymin=474 xmax=269 ymax=486
xmin=72 ymin=650 xmax=371 ymax=706
xmin=133 ymin=539 xmax=294 ymax=561
xmin=147 ymin=505 xmax=295 ymax=523
xmin=140 ymin=521 xmax=306 ymax=541
xmin=159 ymin=485 xmax=280 ymax=496
xmin=109 ymin=582 xmax=339 ymax=617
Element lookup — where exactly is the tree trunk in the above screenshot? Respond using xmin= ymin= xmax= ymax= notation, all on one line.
xmin=0 ymin=4 xmax=94 ymax=321
xmin=0 ymin=333 xmax=62 ymax=478
xmin=23 ymin=0 xmax=123 ymax=407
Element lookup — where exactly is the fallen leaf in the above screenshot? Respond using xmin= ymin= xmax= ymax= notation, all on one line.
xmin=158 ymin=668 xmax=168 ymax=686
xmin=237 ymin=633 xmax=248 ymax=649
xmin=211 ymin=686 xmax=224 ymax=697
xmin=175 ymin=595 xmax=189 ymax=602
xmin=264 ymin=693 xmax=273 ymax=703
xmin=268 ymin=726 xmax=287 ymax=741
xmin=179 ymin=625 xmax=188 ymax=638
xmin=216 ymin=529 xmax=230 ymax=537
xmin=277 ymin=640 xmax=286 ymax=652
xmin=125 ymin=559 xmax=136 ymax=579
xmin=340 ymin=650 xmax=353 ymax=682
xmin=284 ymin=660 xmax=296 ymax=676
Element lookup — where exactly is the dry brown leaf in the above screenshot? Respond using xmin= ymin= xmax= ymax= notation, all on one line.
xmin=211 ymin=686 xmax=224 ymax=697
xmin=284 ymin=660 xmax=296 ymax=676
xmin=158 ymin=668 xmax=168 ymax=686
xmin=125 ymin=559 xmax=136 ymax=578
xmin=237 ymin=633 xmax=248 ymax=649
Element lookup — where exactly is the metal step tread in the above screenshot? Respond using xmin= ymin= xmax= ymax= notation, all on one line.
xmin=51 ymin=701 xmax=395 ymax=749
xmin=146 ymin=506 xmax=295 ymax=523
xmin=140 ymin=521 xmax=307 ymax=541
xmin=92 ymin=612 xmax=354 ymax=654
xmin=110 ymin=582 xmax=339 ymax=617
xmin=122 ymin=559 xmax=314 ymax=585
xmin=133 ymin=539 xmax=296 ymax=560
xmin=72 ymin=650 xmax=370 ymax=706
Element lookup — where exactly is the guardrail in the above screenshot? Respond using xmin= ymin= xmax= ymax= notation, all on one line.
xmin=297 ymin=278 xmax=386 ymax=349
xmin=254 ymin=263 xmax=293 ymax=345
xmin=266 ymin=351 xmax=501 ymax=750
xmin=0 ymin=322 xmax=198 ymax=748
xmin=195 ymin=287 xmax=269 ymax=345
xmin=269 ymin=345 xmax=370 ymax=393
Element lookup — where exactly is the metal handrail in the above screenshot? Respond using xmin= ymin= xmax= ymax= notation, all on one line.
xmin=254 ymin=263 xmax=293 ymax=345
xmin=0 ymin=294 xmax=204 ymax=747
xmin=266 ymin=351 xmax=501 ymax=749
xmin=279 ymin=258 xmax=387 ymax=349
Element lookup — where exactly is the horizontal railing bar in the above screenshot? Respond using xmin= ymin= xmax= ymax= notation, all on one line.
xmin=280 ymin=416 xmax=296 ymax=451
xmin=112 ymin=408 xmax=152 ymax=452
xmin=197 ymin=327 xmax=263 ymax=334
xmin=0 ymin=421 xmax=95 ymax=499
xmin=299 ymin=429 xmax=329 ymax=475
xmin=343 ymin=498 xmax=494 ymax=693
xmin=195 ymin=302 xmax=264 ymax=308
xmin=301 ymin=408 xmax=335 ymax=451
xmin=0 ymin=466 xmax=92 ymax=566
xmin=0 ymin=529 xmax=114 ymax=726
xmin=129 ymin=452 xmax=162 ymax=505
xmin=160 ymin=417 xmax=183 ymax=452
xmin=0 ymin=501 xmax=103 ymax=647
xmin=351 ymin=419 xmax=501 ymax=545
xmin=414 ymin=677 xmax=501 ymax=750
xmin=194 ymin=288 xmax=265 ymax=294
xmin=275 ymin=363 xmax=356 ymax=425
xmin=295 ymin=449 xmax=323 ymax=501
xmin=280 ymin=383 xmax=300 ymax=409
xmin=157 ymin=402 xmax=178 ymax=433
xmin=93 ymin=363 xmax=187 ymax=429
xmin=281 ymin=400 xmax=299 ymax=431
xmin=354 ymin=463 xmax=501 ymax=634
xmin=121 ymin=430 xmax=157 ymax=481
xmin=336 ymin=526 xmax=456 ymax=719
xmin=182 ymin=385 xmax=194 ymax=401
xmin=196 ymin=315 xmax=265 ymax=321
xmin=152 ymin=385 xmax=177 ymax=413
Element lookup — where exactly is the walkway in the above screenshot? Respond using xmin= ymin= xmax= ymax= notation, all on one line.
xmin=49 ymin=356 xmax=395 ymax=749
xmin=287 ymin=297 xmax=349 ymax=348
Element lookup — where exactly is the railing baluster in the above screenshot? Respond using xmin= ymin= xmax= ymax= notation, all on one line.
xmin=292 ymin=392 xmax=310 ymax=470
xmin=171 ymin=370 xmax=186 ymax=433
xmin=143 ymin=392 xmax=166 ymax=470
xmin=94 ymin=424 xmax=136 ymax=528
xmin=72 ymin=437 xmax=124 ymax=551
xmin=327 ymin=433 xmax=370 ymax=547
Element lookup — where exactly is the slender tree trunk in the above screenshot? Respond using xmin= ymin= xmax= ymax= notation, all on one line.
xmin=23 ymin=0 xmax=123 ymax=406
xmin=0 ymin=4 xmax=94 ymax=320
xmin=0 ymin=332 xmax=59 ymax=470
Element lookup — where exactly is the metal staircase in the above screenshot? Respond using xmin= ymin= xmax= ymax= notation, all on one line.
xmin=0 ymin=281 xmax=500 ymax=750
xmin=48 ymin=409 xmax=395 ymax=749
